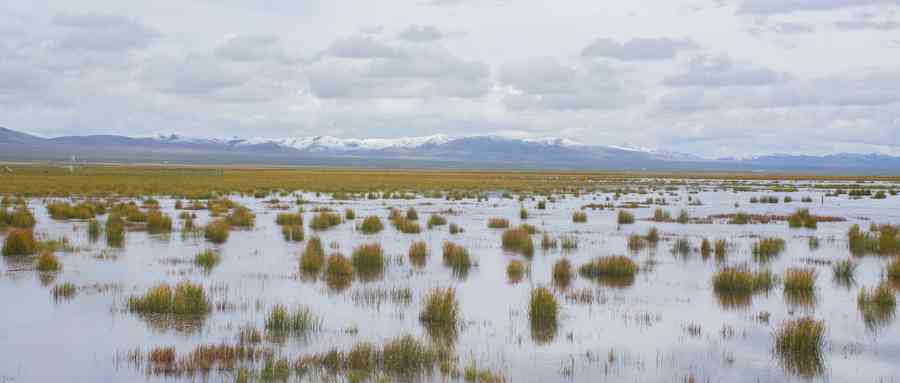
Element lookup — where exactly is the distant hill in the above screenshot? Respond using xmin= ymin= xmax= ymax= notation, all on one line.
xmin=2 ymin=127 xmax=899 ymax=174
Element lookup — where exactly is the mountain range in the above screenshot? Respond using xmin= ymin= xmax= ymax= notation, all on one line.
xmin=2 ymin=127 xmax=899 ymax=174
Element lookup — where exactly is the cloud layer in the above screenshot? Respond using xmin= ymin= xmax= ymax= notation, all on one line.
xmin=1 ymin=0 xmax=899 ymax=157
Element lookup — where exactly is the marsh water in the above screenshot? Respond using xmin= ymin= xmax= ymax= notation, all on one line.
xmin=2 ymin=180 xmax=900 ymax=382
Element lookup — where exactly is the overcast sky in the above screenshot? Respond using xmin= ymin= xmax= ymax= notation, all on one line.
xmin=2 ymin=0 xmax=899 ymax=157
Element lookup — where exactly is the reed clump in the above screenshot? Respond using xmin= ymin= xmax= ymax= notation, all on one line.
xmin=553 ymin=259 xmax=573 ymax=287
xmin=392 ymin=216 xmax=422 ymax=234
xmin=87 ymin=219 xmax=101 ymax=241
xmin=324 ymin=253 xmax=354 ymax=289
xmin=528 ymin=287 xmax=559 ymax=337
xmin=408 ymin=241 xmax=428 ymax=266
xmin=147 ymin=210 xmax=173 ymax=234
xmin=2 ymin=228 xmax=37 ymax=256
xmin=310 ymin=211 xmax=342 ymax=231
xmin=752 ymin=237 xmax=786 ymax=261
xmin=419 ymin=287 xmax=459 ymax=330
xmin=487 ymin=217 xmax=510 ymax=229
xmin=405 ymin=207 xmax=419 ymax=221
xmin=359 ymin=216 xmax=384 ymax=234
xmin=281 ymin=224 xmax=304 ymax=242
xmin=204 ymin=219 xmax=230 ymax=244
xmin=617 ymin=210 xmax=634 ymax=225
xmin=275 ymin=212 xmax=303 ymax=226
xmin=47 ymin=202 xmax=97 ymax=220
xmin=226 ymin=206 xmax=256 ymax=228
xmin=501 ymin=226 xmax=534 ymax=257
xmin=35 ymin=252 xmax=62 ymax=271
xmin=300 ymin=237 xmax=326 ymax=272
xmin=774 ymin=317 xmax=825 ymax=378
xmin=52 ymin=282 xmax=77 ymax=301
xmin=579 ymin=256 xmax=638 ymax=278
xmin=788 ymin=209 xmax=817 ymax=229
xmin=427 ymin=214 xmax=447 ymax=229
xmin=507 ymin=260 xmax=526 ymax=282
xmin=857 ymin=282 xmax=896 ymax=311
xmin=449 ymin=223 xmax=463 ymax=234
xmin=712 ymin=267 xmax=776 ymax=293
xmin=106 ymin=215 xmax=126 ymax=247
xmin=784 ymin=268 xmax=817 ymax=292
xmin=127 ymin=282 xmax=210 ymax=315
xmin=832 ymin=259 xmax=857 ymax=283
xmin=352 ymin=243 xmax=385 ymax=273
xmin=572 ymin=211 xmax=588 ymax=223
xmin=442 ymin=241 xmax=471 ymax=276
xmin=265 ymin=304 xmax=321 ymax=335
xmin=194 ymin=249 xmax=222 ymax=270
xmin=344 ymin=208 xmax=356 ymax=220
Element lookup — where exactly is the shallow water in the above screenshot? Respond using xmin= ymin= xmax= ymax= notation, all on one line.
xmin=2 ymin=182 xmax=900 ymax=382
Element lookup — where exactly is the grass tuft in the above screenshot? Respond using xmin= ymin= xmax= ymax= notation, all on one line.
xmin=35 ymin=252 xmax=62 ymax=271
xmin=579 ymin=256 xmax=638 ymax=278
xmin=442 ymin=241 xmax=471 ymax=277
xmin=128 ymin=282 xmax=210 ymax=315
xmin=617 ymin=210 xmax=634 ymax=225
xmin=552 ymin=259 xmax=573 ymax=287
xmin=501 ymin=226 xmax=534 ymax=257
xmin=281 ymin=224 xmax=304 ymax=242
xmin=2 ymin=229 xmax=37 ymax=256
xmin=572 ymin=211 xmax=588 ymax=223
xmin=783 ymin=267 xmax=817 ymax=292
xmin=300 ymin=237 xmax=326 ymax=272
xmin=408 ymin=241 xmax=428 ymax=266
xmin=487 ymin=217 xmax=510 ymax=229
xmin=359 ymin=216 xmax=384 ymax=234
xmin=352 ymin=243 xmax=385 ymax=274
xmin=194 ymin=249 xmax=222 ymax=270
xmin=265 ymin=304 xmax=321 ymax=335
xmin=204 ymin=219 xmax=230 ymax=244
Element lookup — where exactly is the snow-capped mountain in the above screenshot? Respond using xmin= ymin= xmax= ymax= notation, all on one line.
xmin=2 ymin=126 xmax=900 ymax=173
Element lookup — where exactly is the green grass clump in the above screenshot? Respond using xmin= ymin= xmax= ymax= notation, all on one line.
xmin=127 ymin=282 xmax=210 ymax=315
xmin=359 ymin=216 xmax=385 ymax=234
xmin=419 ymin=287 xmax=459 ymax=329
xmin=408 ymin=241 xmax=428 ymax=266
xmin=7 ymin=207 xmax=36 ymax=228
xmin=528 ymin=287 xmax=559 ymax=335
xmin=324 ymin=254 xmax=353 ymax=289
xmin=752 ymin=237 xmax=786 ymax=261
xmin=281 ymin=224 xmax=304 ymax=242
xmin=617 ymin=210 xmax=634 ymax=225
xmin=146 ymin=210 xmax=173 ymax=234
xmin=572 ymin=211 xmax=588 ymax=223
xmin=487 ymin=217 xmax=509 ymax=229
xmin=652 ymin=208 xmax=671 ymax=222
xmin=560 ymin=235 xmax=578 ymax=250
xmin=345 ymin=208 xmax=356 ymax=220
xmin=783 ymin=268 xmax=817 ymax=292
xmin=35 ymin=252 xmax=62 ymax=271
xmin=47 ymin=202 xmax=97 ymax=220
xmin=2 ymin=229 xmax=37 ymax=256
xmin=226 ymin=206 xmax=255 ymax=228
xmin=275 ymin=212 xmax=303 ymax=226
xmin=300 ymin=237 xmax=326 ymax=272
xmin=646 ymin=227 xmax=660 ymax=244
xmin=87 ymin=219 xmax=101 ymax=241
xmin=352 ymin=243 xmax=385 ymax=273
xmin=774 ymin=317 xmax=825 ymax=377
xmin=788 ymin=209 xmax=817 ymax=229
xmin=832 ymin=259 xmax=857 ymax=283
xmin=729 ymin=212 xmax=751 ymax=225
xmin=887 ymin=257 xmax=900 ymax=281
xmin=520 ymin=208 xmax=529 ymax=220
xmin=442 ymin=241 xmax=471 ymax=276
xmin=204 ymin=219 xmax=230 ymax=244
xmin=194 ymin=249 xmax=222 ymax=270
xmin=541 ymin=233 xmax=557 ymax=250
xmin=553 ymin=258 xmax=573 ymax=287
xmin=105 ymin=215 xmax=126 ymax=247
xmin=507 ymin=260 xmax=526 ymax=282
xmin=714 ymin=239 xmax=728 ymax=260
xmin=392 ymin=216 xmax=422 ymax=234
xmin=579 ymin=256 xmax=638 ymax=278
xmin=671 ymin=237 xmax=692 ymax=257
xmin=712 ymin=267 xmax=775 ymax=293
xmin=265 ymin=304 xmax=321 ymax=334
xmin=381 ymin=335 xmax=438 ymax=375
xmin=700 ymin=238 xmax=712 ymax=258
xmin=858 ymin=282 xmax=896 ymax=310
xmin=405 ymin=207 xmax=419 ymax=221
xmin=427 ymin=214 xmax=447 ymax=229
xmin=501 ymin=226 xmax=534 ymax=257
xmin=310 ymin=211 xmax=342 ymax=231
xmin=52 ymin=282 xmax=77 ymax=301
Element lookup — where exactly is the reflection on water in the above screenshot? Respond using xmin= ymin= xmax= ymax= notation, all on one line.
xmin=3 ymin=181 xmax=900 ymax=382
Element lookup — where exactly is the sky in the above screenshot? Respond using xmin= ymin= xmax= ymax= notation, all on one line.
xmin=1 ymin=0 xmax=900 ymax=157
